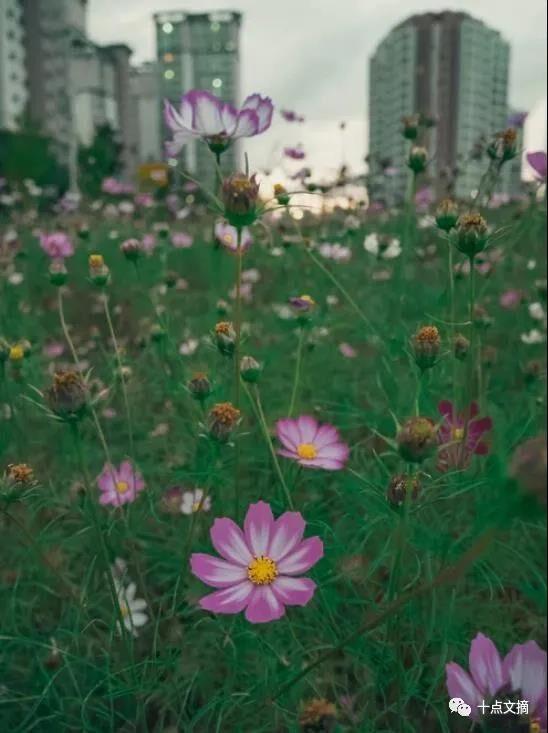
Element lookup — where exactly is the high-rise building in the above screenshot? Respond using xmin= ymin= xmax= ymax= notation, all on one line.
xmin=129 ymin=62 xmax=162 ymax=164
xmin=0 ymin=0 xmax=27 ymax=131
xmin=154 ymin=10 xmax=242 ymax=185
xmin=368 ymin=12 xmax=510 ymax=202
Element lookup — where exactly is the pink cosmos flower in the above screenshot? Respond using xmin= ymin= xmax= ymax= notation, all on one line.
xmin=446 ymin=632 xmax=546 ymax=728
xmin=171 ymin=232 xmax=193 ymax=249
xmin=135 ymin=192 xmax=154 ymax=208
xmin=190 ymin=500 xmax=323 ymax=623
xmin=500 ymin=289 xmax=524 ymax=310
xmin=43 ymin=342 xmax=65 ymax=359
xmin=214 ymin=221 xmax=252 ymax=253
xmin=437 ymin=401 xmax=492 ymax=472
xmin=527 ymin=151 xmax=547 ymax=181
xmin=284 ymin=145 xmax=306 ymax=160
xmin=141 ymin=234 xmax=157 ymax=252
xmin=276 ymin=415 xmax=350 ymax=470
xmin=339 ymin=342 xmax=357 ymax=358
xmin=164 ymin=89 xmax=273 ymax=157
xmin=40 ymin=232 xmax=74 ymax=259
xmin=97 ymin=461 xmax=145 ymax=507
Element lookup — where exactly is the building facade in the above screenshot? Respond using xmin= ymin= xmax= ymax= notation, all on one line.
xmin=129 ymin=62 xmax=162 ymax=164
xmin=154 ymin=10 xmax=242 ymax=185
xmin=0 ymin=0 xmax=28 ymax=131
xmin=368 ymin=12 xmax=511 ymax=202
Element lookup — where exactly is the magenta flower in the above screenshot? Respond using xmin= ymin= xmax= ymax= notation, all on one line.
xmin=190 ymin=500 xmax=323 ymax=623
xmin=284 ymin=145 xmax=306 ymax=160
xmin=446 ymin=632 xmax=546 ymax=728
xmin=527 ymin=151 xmax=547 ymax=181
xmin=500 ymin=289 xmax=524 ymax=310
xmin=97 ymin=461 xmax=145 ymax=507
xmin=276 ymin=415 xmax=350 ymax=470
xmin=39 ymin=232 xmax=74 ymax=259
xmin=280 ymin=109 xmax=305 ymax=123
xmin=164 ymin=89 xmax=273 ymax=157
xmin=171 ymin=232 xmax=193 ymax=249
xmin=437 ymin=401 xmax=492 ymax=472
xmin=214 ymin=221 xmax=252 ymax=253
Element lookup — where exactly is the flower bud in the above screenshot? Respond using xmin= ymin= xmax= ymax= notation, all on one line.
xmin=207 ymin=402 xmax=241 ymax=442
xmin=78 ymin=224 xmax=90 ymax=241
xmin=5 ymin=463 xmax=36 ymax=487
xmin=509 ymin=436 xmax=547 ymax=505
xmin=274 ymin=183 xmax=290 ymax=206
xmin=397 ymin=417 xmax=437 ymax=463
xmin=88 ymin=254 xmax=110 ymax=287
xmin=240 ymin=355 xmax=261 ymax=383
xmin=453 ymin=333 xmax=470 ymax=361
xmin=188 ymin=372 xmax=212 ymax=402
xmin=216 ymin=299 xmax=230 ymax=316
xmin=222 ymin=173 xmax=260 ymax=228
xmin=435 ymin=199 xmax=458 ymax=232
xmin=49 ymin=261 xmax=68 ymax=286
xmin=450 ymin=213 xmax=488 ymax=257
xmin=45 ymin=370 xmax=87 ymax=421
xmin=487 ymin=128 xmax=518 ymax=162
xmin=412 ymin=326 xmax=441 ymax=371
xmin=407 ymin=146 xmax=428 ymax=174
xmin=120 ymin=238 xmax=142 ymax=262
xmin=401 ymin=115 xmax=420 ymax=140
xmin=289 ymin=294 xmax=316 ymax=314
xmin=387 ymin=473 xmax=421 ymax=507
xmin=214 ymin=321 xmax=236 ymax=357
xmin=299 ymin=698 xmax=337 ymax=733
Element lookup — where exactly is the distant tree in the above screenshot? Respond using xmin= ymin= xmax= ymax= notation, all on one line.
xmin=78 ymin=124 xmax=123 ymax=197
xmin=0 ymin=129 xmax=66 ymax=189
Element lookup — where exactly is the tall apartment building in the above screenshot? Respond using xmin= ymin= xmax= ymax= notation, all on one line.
xmin=129 ymin=62 xmax=162 ymax=164
xmin=368 ymin=12 xmax=510 ymax=202
xmin=0 ymin=0 xmax=27 ymax=130
xmin=154 ymin=10 xmax=242 ymax=184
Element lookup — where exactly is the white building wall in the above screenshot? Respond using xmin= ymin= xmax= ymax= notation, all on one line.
xmin=0 ymin=0 xmax=28 ymax=130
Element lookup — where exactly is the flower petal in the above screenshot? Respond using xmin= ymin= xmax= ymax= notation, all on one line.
xmin=503 ymin=640 xmax=547 ymax=712
xmin=277 ymin=536 xmax=323 ymax=575
xmin=190 ymin=553 xmax=248 ymax=588
xmin=469 ymin=633 xmax=507 ymax=698
xmin=298 ymin=456 xmax=347 ymax=471
xmin=314 ymin=424 xmax=343 ymax=449
xmin=276 ymin=418 xmax=301 ymax=451
xmin=210 ymin=518 xmax=252 ymax=566
xmin=199 ymin=580 xmax=254 ymax=615
xmin=296 ymin=415 xmax=319 ymax=444
xmin=244 ymin=501 xmax=274 ymax=557
xmin=186 ymin=90 xmax=224 ymax=135
xmin=245 ymin=586 xmax=285 ymax=623
xmin=438 ymin=400 xmax=454 ymax=422
xmin=232 ymin=108 xmax=260 ymax=139
xmin=445 ymin=662 xmax=482 ymax=719
xmin=272 ymin=576 xmax=316 ymax=606
xmin=268 ymin=511 xmax=305 ymax=562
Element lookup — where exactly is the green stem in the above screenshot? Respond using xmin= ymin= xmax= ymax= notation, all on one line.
xmin=103 ymin=294 xmax=135 ymax=459
xmin=288 ymin=328 xmax=304 ymax=417
xmin=234 ymin=228 xmax=243 ymax=409
xmin=272 ymin=526 xmax=497 ymax=700
xmin=249 ymin=383 xmax=294 ymax=510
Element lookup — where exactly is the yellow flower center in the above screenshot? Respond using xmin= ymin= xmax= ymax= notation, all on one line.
xmin=452 ymin=428 xmax=465 ymax=441
xmin=119 ymin=601 xmax=129 ymax=617
xmin=116 ymin=481 xmax=129 ymax=494
xmin=297 ymin=442 xmax=318 ymax=460
xmin=9 ymin=345 xmax=24 ymax=361
xmin=299 ymin=294 xmax=315 ymax=305
xmin=192 ymin=501 xmax=201 ymax=512
xmin=89 ymin=254 xmax=104 ymax=268
xmin=247 ymin=556 xmax=278 ymax=585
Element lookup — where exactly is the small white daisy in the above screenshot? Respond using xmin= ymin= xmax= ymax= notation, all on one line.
xmin=181 ymin=488 xmax=212 ymax=515
xmin=115 ymin=579 xmax=148 ymax=637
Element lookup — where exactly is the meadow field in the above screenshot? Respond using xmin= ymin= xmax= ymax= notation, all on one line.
xmin=0 ymin=97 xmax=546 ymax=732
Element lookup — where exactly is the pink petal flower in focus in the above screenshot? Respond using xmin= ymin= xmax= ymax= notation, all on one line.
xmin=190 ymin=500 xmax=323 ymax=623
xmin=276 ymin=415 xmax=350 ymax=470
xmin=97 ymin=461 xmax=145 ymax=507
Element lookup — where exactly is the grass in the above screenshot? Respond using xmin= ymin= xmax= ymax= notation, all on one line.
xmin=0 ymin=170 xmax=546 ymax=732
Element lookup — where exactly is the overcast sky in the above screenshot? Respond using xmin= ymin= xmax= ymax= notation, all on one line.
xmin=88 ymin=0 xmax=547 ymax=177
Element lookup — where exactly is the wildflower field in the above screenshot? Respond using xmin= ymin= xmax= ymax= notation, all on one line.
xmin=0 ymin=94 xmax=546 ymax=732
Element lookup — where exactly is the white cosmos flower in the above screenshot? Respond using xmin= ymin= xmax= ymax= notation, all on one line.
xmin=179 ymin=338 xmax=199 ymax=356
xmin=181 ymin=488 xmax=211 ymax=515
xmin=115 ymin=579 xmax=148 ymax=637
xmin=521 ymin=329 xmax=545 ymax=345
xmin=318 ymin=242 xmax=352 ymax=262
xmin=363 ymin=233 xmax=401 ymax=259
xmin=528 ymin=302 xmax=546 ymax=321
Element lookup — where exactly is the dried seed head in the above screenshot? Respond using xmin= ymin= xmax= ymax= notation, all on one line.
xmin=435 ymin=199 xmax=458 ymax=232
xmin=222 ymin=173 xmax=260 ymax=228
xmin=299 ymin=698 xmax=337 ymax=733
xmin=240 ymin=355 xmax=261 ymax=383
xmin=188 ymin=372 xmax=212 ymax=402
xmin=397 ymin=417 xmax=437 ymax=463
xmin=407 ymin=146 xmax=428 ymax=174
xmin=451 ymin=213 xmax=488 ymax=257
xmin=207 ymin=402 xmax=241 ymax=442
xmin=487 ymin=127 xmax=518 ymax=162
xmin=6 ymin=463 xmax=36 ymax=486
xmin=387 ymin=473 xmax=421 ymax=507
xmin=412 ymin=326 xmax=441 ymax=370
xmin=214 ymin=321 xmax=236 ymax=356
xmin=453 ymin=334 xmax=470 ymax=361
xmin=45 ymin=370 xmax=87 ymax=421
